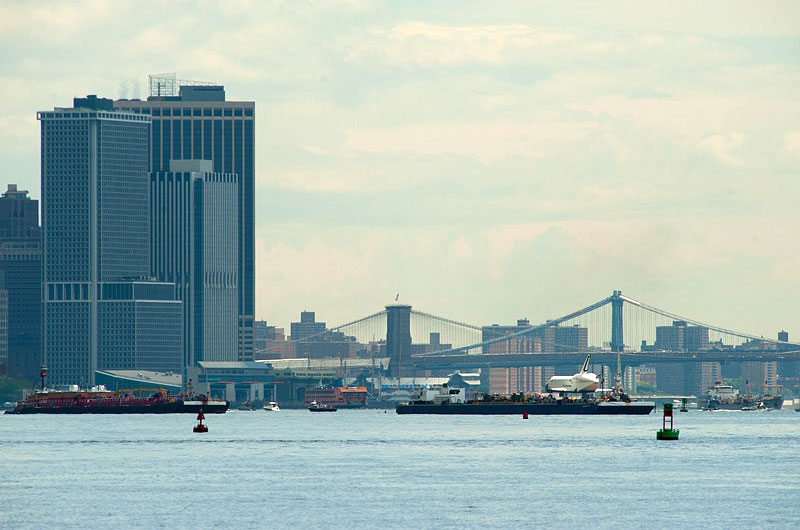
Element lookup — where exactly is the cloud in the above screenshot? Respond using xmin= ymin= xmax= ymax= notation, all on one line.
xmin=784 ymin=130 xmax=800 ymax=156
xmin=697 ymin=132 xmax=745 ymax=166
xmin=343 ymin=121 xmax=599 ymax=164
xmin=340 ymin=22 xmax=571 ymax=67
xmin=1 ymin=1 xmax=799 ymax=336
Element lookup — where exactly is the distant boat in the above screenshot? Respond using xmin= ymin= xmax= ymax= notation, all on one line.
xmin=308 ymin=400 xmax=337 ymax=412
xmin=264 ymin=401 xmax=281 ymax=412
xmin=701 ymin=382 xmax=783 ymax=411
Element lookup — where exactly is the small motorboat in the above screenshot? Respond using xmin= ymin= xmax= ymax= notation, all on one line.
xmin=308 ymin=400 xmax=337 ymax=412
xmin=264 ymin=401 xmax=281 ymax=412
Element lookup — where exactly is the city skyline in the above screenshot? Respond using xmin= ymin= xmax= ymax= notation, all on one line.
xmin=1 ymin=1 xmax=799 ymax=336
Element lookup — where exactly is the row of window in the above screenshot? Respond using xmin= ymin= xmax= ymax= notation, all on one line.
xmin=124 ymin=107 xmax=253 ymax=118
xmin=38 ymin=112 xmax=150 ymax=122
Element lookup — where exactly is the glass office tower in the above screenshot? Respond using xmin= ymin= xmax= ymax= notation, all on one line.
xmin=39 ymin=96 xmax=182 ymax=386
xmin=150 ymin=160 xmax=239 ymax=377
xmin=115 ymin=83 xmax=255 ymax=361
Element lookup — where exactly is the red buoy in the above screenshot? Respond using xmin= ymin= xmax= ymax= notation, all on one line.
xmin=523 ymin=411 xmax=529 ymax=419
xmin=193 ymin=411 xmax=208 ymax=433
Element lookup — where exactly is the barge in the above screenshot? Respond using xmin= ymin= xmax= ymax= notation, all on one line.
xmin=5 ymin=386 xmax=229 ymax=414
xmin=396 ymin=386 xmax=654 ymax=415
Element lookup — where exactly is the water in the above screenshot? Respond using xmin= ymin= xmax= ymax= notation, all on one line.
xmin=1 ymin=409 xmax=799 ymax=529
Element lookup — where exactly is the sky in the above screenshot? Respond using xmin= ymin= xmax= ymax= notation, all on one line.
xmin=1 ymin=0 xmax=799 ymax=337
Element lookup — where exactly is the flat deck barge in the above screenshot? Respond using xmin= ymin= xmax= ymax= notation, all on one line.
xmin=396 ymin=401 xmax=653 ymax=415
xmin=395 ymin=386 xmax=654 ymax=415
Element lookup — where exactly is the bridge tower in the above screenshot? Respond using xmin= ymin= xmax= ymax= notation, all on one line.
xmin=611 ymin=290 xmax=624 ymax=352
xmin=386 ymin=304 xmax=412 ymax=379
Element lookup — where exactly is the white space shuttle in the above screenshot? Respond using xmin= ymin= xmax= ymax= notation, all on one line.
xmin=545 ymin=355 xmax=600 ymax=393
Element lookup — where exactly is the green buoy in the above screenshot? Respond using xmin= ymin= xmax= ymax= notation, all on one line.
xmin=680 ymin=398 xmax=688 ymax=412
xmin=657 ymin=403 xmax=679 ymax=440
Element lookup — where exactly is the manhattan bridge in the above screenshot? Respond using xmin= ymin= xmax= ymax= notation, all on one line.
xmin=260 ymin=291 xmax=800 ymax=395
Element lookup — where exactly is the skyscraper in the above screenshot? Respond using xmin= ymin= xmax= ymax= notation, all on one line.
xmin=150 ymin=159 xmax=239 ymax=373
xmin=39 ymin=96 xmax=183 ymax=386
xmin=0 ymin=184 xmax=42 ymax=380
xmin=115 ymin=76 xmax=255 ymax=361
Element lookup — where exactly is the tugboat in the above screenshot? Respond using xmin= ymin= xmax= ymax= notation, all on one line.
xmin=701 ymin=381 xmax=782 ymax=411
xmin=308 ymin=400 xmax=337 ymax=412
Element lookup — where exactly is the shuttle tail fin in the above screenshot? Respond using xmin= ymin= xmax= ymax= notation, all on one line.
xmin=580 ymin=354 xmax=591 ymax=373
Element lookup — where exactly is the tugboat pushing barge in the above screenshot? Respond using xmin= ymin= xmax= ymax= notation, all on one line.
xmin=5 ymin=385 xmax=229 ymax=414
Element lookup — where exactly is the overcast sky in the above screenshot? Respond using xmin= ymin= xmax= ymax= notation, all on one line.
xmin=1 ymin=0 xmax=798 ymax=337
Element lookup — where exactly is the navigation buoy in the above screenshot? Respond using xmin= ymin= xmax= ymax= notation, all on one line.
xmin=656 ymin=403 xmax=679 ymax=440
xmin=680 ymin=398 xmax=688 ymax=412
xmin=523 ymin=411 xmax=529 ymax=419
xmin=193 ymin=411 xmax=208 ymax=433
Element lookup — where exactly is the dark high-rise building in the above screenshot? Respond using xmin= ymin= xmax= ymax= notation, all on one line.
xmin=39 ymin=96 xmax=182 ymax=386
xmin=150 ymin=160 xmax=239 ymax=373
xmin=0 ymin=184 xmax=42 ymax=379
xmin=115 ymin=76 xmax=255 ymax=361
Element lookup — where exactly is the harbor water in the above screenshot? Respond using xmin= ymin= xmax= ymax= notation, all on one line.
xmin=1 ymin=409 xmax=799 ymax=528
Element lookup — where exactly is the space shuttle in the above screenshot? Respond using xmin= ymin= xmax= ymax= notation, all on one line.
xmin=545 ymin=355 xmax=600 ymax=393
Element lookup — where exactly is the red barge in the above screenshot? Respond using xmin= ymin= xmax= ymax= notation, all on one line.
xmin=4 ymin=386 xmax=229 ymax=414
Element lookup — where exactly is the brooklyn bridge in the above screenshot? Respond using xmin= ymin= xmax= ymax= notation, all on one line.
xmin=254 ymin=290 xmax=800 ymax=397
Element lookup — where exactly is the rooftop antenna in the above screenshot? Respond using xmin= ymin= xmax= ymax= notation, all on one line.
xmin=148 ymin=73 xmax=218 ymax=97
